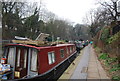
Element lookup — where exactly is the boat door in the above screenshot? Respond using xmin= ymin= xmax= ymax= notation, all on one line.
xmin=27 ymin=48 xmax=38 ymax=77
xmin=15 ymin=47 xmax=28 ymax=78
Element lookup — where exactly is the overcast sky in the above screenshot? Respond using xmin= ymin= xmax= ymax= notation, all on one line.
xmin=45 ymin=0 xmax=97 ymax=23
xmin=27 ymin=0 xmax=120 ymax=24
xmin=42 ymin=0 xmax=98 ymax=24
xmin=27 ymin=0 xmax=98 ymax=24
xmin=4 ymin=0 xmax=99 ymax=25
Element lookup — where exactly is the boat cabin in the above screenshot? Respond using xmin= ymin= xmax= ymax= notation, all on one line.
xmin=0 ymin=43 xmax=76 ymax=80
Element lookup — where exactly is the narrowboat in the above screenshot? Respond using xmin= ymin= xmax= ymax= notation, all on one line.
xmin=0 ymin=35 xmax=77 ymax=80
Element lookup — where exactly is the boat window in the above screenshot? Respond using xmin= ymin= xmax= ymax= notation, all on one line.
xmin=73 ymin=46 xmax=75 ymax=51
xmin=24 ymin=49 xmax=27 ymax=68
xmin=17 ymin=49 xmax=20 ymax=67
xmin=60 ymin=49 xmax=64 ymax=58
xmin=7 ymin=47 xmax=15 ymax=67
xmin=48 ymin=51 xmax=55 ymax=65
xmin=31 ymin=49 xmax=37 ymax=71
xmin=72 ymin=46 xmax=73 ymax=51
xmin=70 ymin=47 xmax=72 ymax=53
xmin=66 ymin=47 xmax=69 ymax=54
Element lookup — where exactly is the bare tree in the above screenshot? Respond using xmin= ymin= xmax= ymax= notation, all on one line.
xmin=98 ymin=0 xmax=119 ymax=22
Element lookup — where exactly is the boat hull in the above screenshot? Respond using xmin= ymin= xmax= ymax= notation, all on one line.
xmin=6 ymin=52 xmax=77 ymax=81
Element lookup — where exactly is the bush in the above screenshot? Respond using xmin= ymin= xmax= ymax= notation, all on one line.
xmin=107 ymin=31 xmax=120 ymax=44
xmin=94 ymin=45 xmax=97 ymax=48
xmin=99 ymin=53 xmax=118 ymax=66
xmin=109 ymin=64 xmax=120 ymax=72
xmin=99 ymin=53 xmax=108 ymax=60
xmin=100 ymin=28 xmax=110 ymax=43
xmin=112 ymin=75 xmax=120 ymax=81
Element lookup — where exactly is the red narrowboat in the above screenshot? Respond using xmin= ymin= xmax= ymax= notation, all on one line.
xmin=0 ymin=43 xmax=77 ymax=80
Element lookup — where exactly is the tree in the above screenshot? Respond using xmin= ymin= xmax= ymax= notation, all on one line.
xmin=73 ymin=24 xmax=90 ymax=40
xmin=86 ymin=7 xmax=113 ymax=37
xmin=98 ymin=0 xmax=119 ymax=22
xmin=2 ymin=2 xmax=26 ymax=39
xmin=83 ymin=0 xmax=120 ymax=38
xmin=2 ymin=1 xmax=76 ymax=41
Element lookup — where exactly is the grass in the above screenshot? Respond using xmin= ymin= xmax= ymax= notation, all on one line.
xmin=94 ymin=46 xmax=120 ymax=81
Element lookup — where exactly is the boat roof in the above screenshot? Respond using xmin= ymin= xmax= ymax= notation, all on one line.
xmin=5 ymin=43 xmax=75 ymax=50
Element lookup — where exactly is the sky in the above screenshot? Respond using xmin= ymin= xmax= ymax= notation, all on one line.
xmin=42 ymin=0 xmax=98 ymax=24
xmin=27 ymin=0 xmax=98 ymax=24
xmin=3 ymin=0 xmax=98 ymax=25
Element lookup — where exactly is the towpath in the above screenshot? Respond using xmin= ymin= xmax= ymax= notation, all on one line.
xmin=58 ymin=44 xmax=110 ymax=80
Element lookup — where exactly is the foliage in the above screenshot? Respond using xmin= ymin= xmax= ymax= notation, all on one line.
xmin=107 ymin=31 xmax=120 ymax=44
xmin=93 ymin=45 xmax=97 ymax=48
xmin=91 ymin=0 xmax=120 ymax=79
xmin=99 ymin=53 xmax=118 ymax=64
xmin=100 ymin=28 xmax=110 ymax=43
xmin=98 ymin=53 xmax=108 ymax=60
xmin=110 ymin=67 xmax=120 ymax=72
xmin=98 ymin=52 xmax=120 ymax=80
xmin=107 ymin=58 xmax=118 ymax=64
xmin=109 ymin=64 xmax=120 ymax=72
xmin=2 ymin=2 xmax=90 ymax=41
xmin=23 ymin=10 xmax=41 ymax=39
xmin=95 ymin=47 xmax=101 ymax=55
xmin=112 ymin=75 xmax=120 ymax=81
